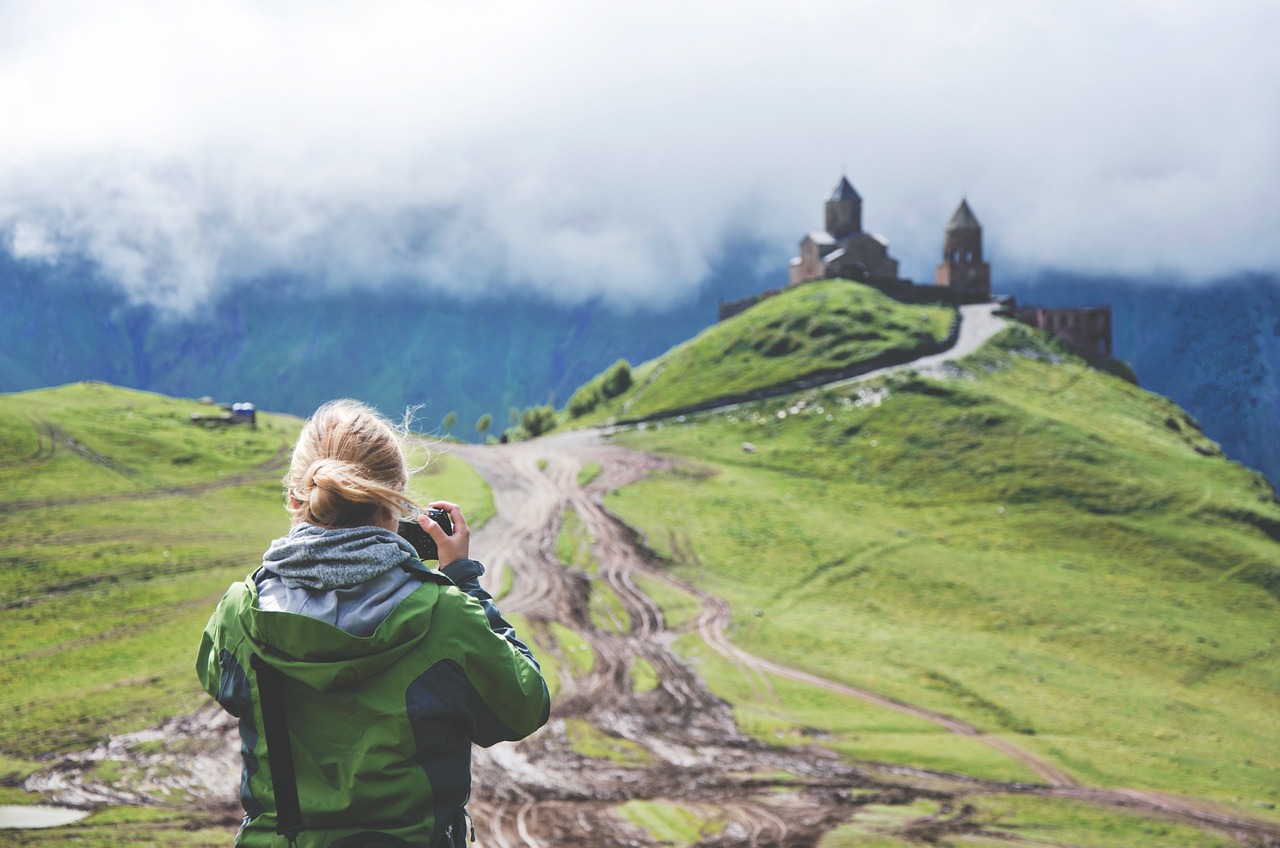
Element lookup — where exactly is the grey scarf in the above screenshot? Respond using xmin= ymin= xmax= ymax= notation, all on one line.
xmin=262 ymin=523 xmax=418 ymax=590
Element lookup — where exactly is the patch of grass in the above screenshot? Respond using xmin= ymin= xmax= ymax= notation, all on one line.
xmin=548 ymin=621 xmax=595 ymax=678
xmin=554 ymin=505 xmax=629 ymax=632
xmin=588 ymin=580 xmax=631 ymax=635
xmin=0 ymin=807 xmax=235 ymax=847
xmin=631 ymin=656 xmax=659 ymax=693
xmin=614 ymin=799 xmax=726 ymax=847
xmin=496 ymin=558 xmax=515 ymax=601
xmin=556 ymin=506 xmax=597 ymax=574
xmin=563 ymin=718 xmax=651 ymax=765
xmin=605 ymin=332 xmax=1280 ymax=815
xmin=672 ymin=634 xmax=1038 ymax=783
xmin=819 ymin=800 xmax=938 ymax=847
xmin=577 ymin=461 xmax=602 ymax=487
xmin=962 ymin=792 xmax=1240 ymax=847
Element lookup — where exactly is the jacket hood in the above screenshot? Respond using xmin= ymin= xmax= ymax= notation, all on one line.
xmin=225 ymin=562 xmax=449 ymax=692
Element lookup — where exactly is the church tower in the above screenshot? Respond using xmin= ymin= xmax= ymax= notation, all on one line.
xmin=934 ymin=199 xmax=991 ymax=302
xmin=825 ymin=176 xmax=862 ymax=240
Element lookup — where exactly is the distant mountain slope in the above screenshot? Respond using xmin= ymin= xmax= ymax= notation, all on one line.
xmin=0 ymin=244 xmax=774 ymax=437
xmin=2 ymin=250 xmax=1275 ymax=483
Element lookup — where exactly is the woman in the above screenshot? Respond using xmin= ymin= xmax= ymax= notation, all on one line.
xmin=197 ymin=399 xmax=550 ymax=847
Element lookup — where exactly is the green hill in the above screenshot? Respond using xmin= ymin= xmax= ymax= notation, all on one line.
xmin=601 ymin=315 xmax=1280 ymax=818
xmin=564 ymin=279 xmax=955 ymax=424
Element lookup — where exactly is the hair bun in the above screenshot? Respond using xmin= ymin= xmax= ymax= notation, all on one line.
xmin=303 ymin=458 xmax=352 ymax=492
xmin=283 ymin=399 xmax=418 ymax=528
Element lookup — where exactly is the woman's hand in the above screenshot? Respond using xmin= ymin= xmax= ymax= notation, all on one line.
xmin=419 ymin=500 xmax=470 ymax=566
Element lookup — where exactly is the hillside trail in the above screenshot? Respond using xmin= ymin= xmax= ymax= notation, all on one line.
xmin=445 ymin=433 xmax=1280 ymax=847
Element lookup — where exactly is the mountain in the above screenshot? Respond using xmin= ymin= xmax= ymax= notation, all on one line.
xmin=0 ymin=245 xmax=773 ymax=437
xmin=2 ymin=250 xmax=1276 ymax=483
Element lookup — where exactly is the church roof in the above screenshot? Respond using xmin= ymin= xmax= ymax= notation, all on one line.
xmin=805 ymin=231 xmax=836 ymax=246
xmin=827 ymin=176 xmax=861 ymax=203
xmin=946 ymin=199 xmax=982 ymax=231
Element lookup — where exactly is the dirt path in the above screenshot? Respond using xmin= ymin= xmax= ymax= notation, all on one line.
xmin=444 ymin=434 xmax=1280 ymax=847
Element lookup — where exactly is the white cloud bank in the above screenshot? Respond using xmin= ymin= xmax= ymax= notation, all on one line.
xmin=1 ymin=0 xmax=1277 ymax=313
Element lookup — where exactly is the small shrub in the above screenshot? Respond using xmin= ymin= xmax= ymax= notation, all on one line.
xmin=600 ymin=360 xmax=633 ymax=399
xmin=521 ymin=404 xmax=558 ymax=437
xmin=567 ymin=385 xmax=601 ymax=418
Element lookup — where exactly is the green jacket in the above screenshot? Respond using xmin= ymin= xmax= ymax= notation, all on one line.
xmin=197 ymin=558 xmax=550 ymax=847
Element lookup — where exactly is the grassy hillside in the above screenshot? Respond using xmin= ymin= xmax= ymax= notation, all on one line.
xmin=603 ymin=322 xmax=1280 ymax=816
xmin=565 ymin=280 xmax=955 ymax=424
xmin=2 ymin=289 xmax=1277 ymax=844
xmin=0 ymin=383 xmax=491 ymax=838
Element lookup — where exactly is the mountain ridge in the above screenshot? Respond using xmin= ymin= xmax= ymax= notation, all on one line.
xmin=2 ymin=249 xmax=1275 ymax=483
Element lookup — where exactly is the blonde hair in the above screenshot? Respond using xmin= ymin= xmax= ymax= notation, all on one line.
xmin=284 ymin=399 xmax=420 ymax=528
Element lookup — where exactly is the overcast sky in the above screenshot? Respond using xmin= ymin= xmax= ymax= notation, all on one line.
xmin=1 ymin=0 xmax=1276 ymax=313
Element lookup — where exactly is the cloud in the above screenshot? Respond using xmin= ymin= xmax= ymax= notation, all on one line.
xmin=1 ymin=0 xmax=1277 ymax=313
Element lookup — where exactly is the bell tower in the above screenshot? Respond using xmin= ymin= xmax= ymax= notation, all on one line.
xmin=825 ymin=176 xmax=862 ymax=240
xmin=935 ymin=199 xmax=991 ymax=302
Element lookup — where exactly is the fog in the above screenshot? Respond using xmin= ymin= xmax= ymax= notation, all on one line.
xmin=1 ymin=0 xmax=1276 ymax=313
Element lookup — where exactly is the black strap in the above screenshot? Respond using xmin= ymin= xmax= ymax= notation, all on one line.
xmin=251 ymin=654 xmax=305 ymax=844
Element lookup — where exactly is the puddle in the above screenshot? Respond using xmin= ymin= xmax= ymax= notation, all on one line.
xmin=0 ymin=805 xmax=90 ymax=829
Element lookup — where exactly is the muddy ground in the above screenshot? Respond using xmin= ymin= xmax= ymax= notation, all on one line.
xmin=25 ymin=431 xmax=1280 ymax=847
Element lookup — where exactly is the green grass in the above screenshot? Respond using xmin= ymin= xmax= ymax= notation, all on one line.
xmin=631 ymin=656 xmax=660 ymax=693
xmin=546 ymin=621 xmax=595 ymax=678
xmin=0 ymin=383 xmax=303 ymax=762
xmin=819 ymin=793 xmax=1240 ymax=847
xmin=0 ymin=382 xmax=496 ymax=826
xmin=555 ymin=506 xmax=598 ymax=574
xmin=614 ymin=799 xmax=726 ymax=847
xmin=671 ymin=633 xmax=1039 ymax=783
xmin=577 ymin=460 xmax=602 ymax=487
xmin=568 ymin=280 xmax=954 ymax=424
xmin=0 ymin=807 xmax=236 ymax=847
xmin=555 ymin=505 xmax=631 ymax=633
xmin=563 ymin=718 xmax=651 ymax=765
xmin=604 ymin=327 xmax=1280 ymax=815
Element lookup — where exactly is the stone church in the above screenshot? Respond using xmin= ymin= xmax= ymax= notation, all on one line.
xmin=788 ymin=177 xmax=902 ymax=286
xmin=723 ymin=175 xmax=1112 ymax=362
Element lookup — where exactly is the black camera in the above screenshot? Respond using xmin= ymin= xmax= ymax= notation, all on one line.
xmin=397 ymin=507 xmax=454 ymax=561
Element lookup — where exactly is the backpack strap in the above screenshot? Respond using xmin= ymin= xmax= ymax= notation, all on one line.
xmin=251 ymin=654 xmax=305 ymax=846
